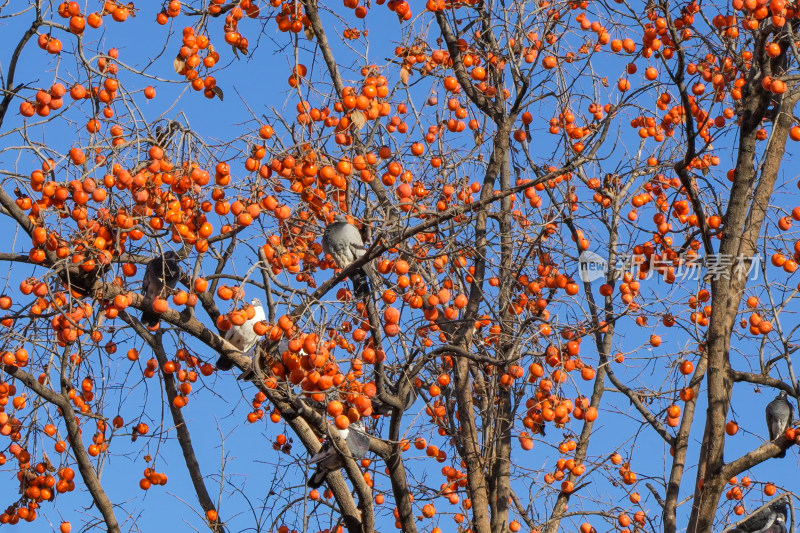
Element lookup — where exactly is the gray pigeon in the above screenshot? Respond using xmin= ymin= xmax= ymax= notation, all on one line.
xmin=766 ymin=513 xmax=787 ymax=533
xmin=216 ymin=298 xmax=266 ymax=370
xmin=322 ymin=217 xmax=370 ymax=298
xmin=140 ymin=251 xmax=181 ymax=327
xmin=766 ymin=391 xmax=794 ymax=458
xmin=731 ymin=500 xmax=788 ymax=533
xmin=372 ymin=377 xmax=419 ymax=415
xmin=307 ymin=421 xmax=370 ymax=488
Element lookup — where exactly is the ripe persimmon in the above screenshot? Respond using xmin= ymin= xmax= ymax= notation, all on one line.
xmin=152 ymin=298 xmax=169 ymax=314
xmin=334 ymin=414 xmax=350 ymax=429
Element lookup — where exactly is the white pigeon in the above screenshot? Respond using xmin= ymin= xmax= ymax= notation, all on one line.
xmin=322 ymin=216 xmax=370 ymax=297
xmin=216 ymin=298 xmax=265 ymax=370
xmin=307 ymin=421 xmax=370 ymax=488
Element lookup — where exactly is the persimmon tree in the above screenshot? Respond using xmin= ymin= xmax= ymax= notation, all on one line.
xmin=1 ymin=0 xmax=800 ymax=532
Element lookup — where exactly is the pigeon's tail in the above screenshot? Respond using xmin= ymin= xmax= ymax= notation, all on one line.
xmin=351 ymin=269 xmax=370 ymax=298
xmin=236 ymin=368 xmax=256 ymax=381
xmin=308 ymin=444 xmax=336 ymax=465
xmin=216 ymin=354 xmax=234 ymax=371
xmin=140 ymin=310 xmax=159 ymax=328
xmin=307 ymin=467 xmax=327 ymax=488
xmin=234 ymin=347 xmax=264 ymax=380
xmin=372 ymin=401 xmax=392 ymax=416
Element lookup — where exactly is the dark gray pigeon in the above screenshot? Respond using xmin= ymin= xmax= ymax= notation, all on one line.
xmin=322 ymin=216 xmax=370 ymax=298
xmin=307 ymin=421 xmax=370 ymax=488
xmin=140 ymin=251 xmax=181 ymax=327
xmin=766 ymin=391 xmax=795 ymax=458
xmin=216 ymin=298 xmax=266 ymax=371
xmin=731 ymin=500 xmax=788 ymax=533
xmin=765 ymin=513 xmax=787 ymax=533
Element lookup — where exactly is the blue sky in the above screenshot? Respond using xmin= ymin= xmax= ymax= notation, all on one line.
xmin=0 ymin=2 xmax=799 ymax=532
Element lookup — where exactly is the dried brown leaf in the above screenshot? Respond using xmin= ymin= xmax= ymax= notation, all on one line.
xmin=400 ymin=66 xmax=410 ymax=85
xmin=173 ymin=55 xmax=186 ymax=74
xmin=351 ymin=111 xmax=366 ymax=130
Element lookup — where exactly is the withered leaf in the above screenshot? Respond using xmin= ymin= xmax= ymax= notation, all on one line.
xmin=173 ymin=55 xmax=186 ymax=74
xmin=351 ymin=111 xmax=366 ymax=130
xmin=400 ymin=66 xmax=410 ymax=85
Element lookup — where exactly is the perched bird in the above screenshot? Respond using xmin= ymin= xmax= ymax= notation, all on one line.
xmin=766 ymin=391 xmax=795 ymax=458
xmin=140 ymin=251 xmax=181 ymax=327
xmin=731 ymin=499 xmax=788 ymax=533
xmin=322 ymin=216 xmax=370 ymax=298
xmin=372 ymin=377 xmax=419 ymax=415
xmin=307 ymin=421 xmax=370 ymax=488
xmin=216 ymin=298 xmax=266 ymax=371
xmin=766 ymin=513 xmax=787 ymax=533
